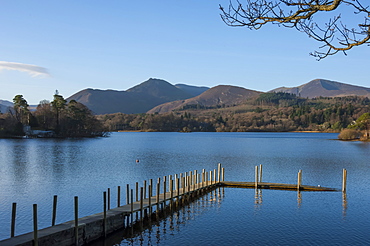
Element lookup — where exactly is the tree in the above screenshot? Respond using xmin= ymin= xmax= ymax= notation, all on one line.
xmin=62 ymin=100 xmax=105 ymax=137
xmin=220 ymin=0 xmax=370 ymax=59
xmin=34 ymin=100 xmax=54 ymax=130
xmin=348 ymin=112 xmax=370 ymax=139
xmin=51 ymin=91 xmax=67 ymax=133
xmin=12 ymin=95 xmax=30 ymax=125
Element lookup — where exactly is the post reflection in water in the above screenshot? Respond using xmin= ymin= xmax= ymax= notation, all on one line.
xmin=254 ymin=189 xmax=263 ymax=211
xmin=297 ymin=191 xmax=302 ymax=208
xmin=92 ymin=187 xmax=225 ymax=246
xmin=342 ymin=192 xmax=347 ymax=218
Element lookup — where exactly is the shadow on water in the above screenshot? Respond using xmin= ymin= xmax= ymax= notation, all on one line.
xmin=88 ymin=187 xmax=225 ymax=246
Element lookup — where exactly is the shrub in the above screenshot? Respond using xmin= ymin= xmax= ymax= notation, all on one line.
xmin=338 ymin=129 xmax=360 ymax=140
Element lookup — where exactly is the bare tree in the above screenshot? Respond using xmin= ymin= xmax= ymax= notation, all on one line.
xmin=220 ymin=0 xmax=370 ymax=59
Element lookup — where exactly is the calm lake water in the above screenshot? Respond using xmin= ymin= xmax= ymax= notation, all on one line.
xmin=1 ymin=132 xmax=369 ymax=245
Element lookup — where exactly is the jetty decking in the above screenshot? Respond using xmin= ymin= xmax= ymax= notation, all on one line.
xmin=220 ymin=181 xmax=338 ymax=191
xmin=0 ymin=164 xmax=346 ymax=246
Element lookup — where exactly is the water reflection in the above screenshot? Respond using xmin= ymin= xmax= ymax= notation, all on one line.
xmin=254 ymin=189 xmax=263 ymax=211
xmin=342 ymin=192 xmax=347 ymax=218
xmin=11 ymin=143 xmax=30 ymax=185
xmin=297 ymin=191 xmax=302 ymax=208
xmin=90 ymin=187 xmax=225 ymax=246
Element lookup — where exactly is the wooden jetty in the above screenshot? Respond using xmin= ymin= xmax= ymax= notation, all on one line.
xmin=219 ymin=181 xmax=338 ymax=191
xmin=0 ymin=164 xmax=345 ymax=246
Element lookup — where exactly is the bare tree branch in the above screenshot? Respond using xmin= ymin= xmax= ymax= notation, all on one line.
xmin=220 ymin=0 xmax=370 ymax=60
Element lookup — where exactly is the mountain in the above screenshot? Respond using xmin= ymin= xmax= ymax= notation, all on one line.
xmin=67 ymin=78 xmax=201 ymax=114
xmin=270 ymin=79 xmax=370 ymax=98
xmin=0 ymin=100 xmax=13 ymax=113
xmin=174 ymin=84 xmax=209 ymax=97
xmin=148 ymin=85 xmax=262 ymax=114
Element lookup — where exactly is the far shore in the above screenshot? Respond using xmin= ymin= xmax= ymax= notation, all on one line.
xmin=116 ymin=130 xmax=340 ymax=133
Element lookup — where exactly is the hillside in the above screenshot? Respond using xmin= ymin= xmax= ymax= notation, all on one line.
xmin=67 ymin=78 xmax=203 ymax=114
xmin=174 ymin=84 xmax=209 ymax=97
xmin=0 ymin=100 xmax=12 ymax=113
xmin=99 ymin=93 xmax=370 ymax=133
xmin=148 ymin=85 xmax=262 ymax=113
xmin=270 ymin=79 xmax=370 ymax=98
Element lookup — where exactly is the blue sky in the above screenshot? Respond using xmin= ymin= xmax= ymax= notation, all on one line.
xmin=1 ymin=0 xmax=369 ymax=105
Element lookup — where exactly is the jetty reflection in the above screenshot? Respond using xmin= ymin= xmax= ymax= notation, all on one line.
xmin=92 ymin=187 xmax=225 ymax=246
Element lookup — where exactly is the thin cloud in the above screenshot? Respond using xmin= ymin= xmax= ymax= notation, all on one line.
xmin=0 ymin=61 xmax=50 ymax=77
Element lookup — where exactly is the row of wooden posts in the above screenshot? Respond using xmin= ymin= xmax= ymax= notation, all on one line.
xmin=7 ymin=164 xmax=347 ymax=245
xmin=253 ymin=165 xmax=347 ymax=192
xmin=8 ymin=164 xmax=225 ymax=246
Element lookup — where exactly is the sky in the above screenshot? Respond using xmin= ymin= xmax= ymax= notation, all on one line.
xmin=1 ymin=0 xmax=369 ymax=105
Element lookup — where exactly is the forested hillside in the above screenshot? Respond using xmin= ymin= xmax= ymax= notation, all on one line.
xmin=98 ymin=93 xmax=370 ymax=132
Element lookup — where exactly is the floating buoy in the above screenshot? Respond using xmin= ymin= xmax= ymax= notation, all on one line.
xmin=136 ymin=159 xmax=139 ymax=163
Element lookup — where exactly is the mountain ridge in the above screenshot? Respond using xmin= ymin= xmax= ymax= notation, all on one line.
xmin=269 ymin=79 xmax=370 ymax=98
xmin=148 ymin=85 xmax=262 ymax=113
xmin=2 ymin=78 xmax=370 ymax=115
xmin=67 ymin=78 xmax=207 ymax=114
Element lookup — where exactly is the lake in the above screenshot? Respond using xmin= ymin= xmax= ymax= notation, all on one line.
xmin=0 ymin=132 xmax=369 ymax=245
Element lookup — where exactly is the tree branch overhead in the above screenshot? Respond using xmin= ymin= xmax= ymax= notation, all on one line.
xmin=220 ymin=0 xmax=370 ymax=59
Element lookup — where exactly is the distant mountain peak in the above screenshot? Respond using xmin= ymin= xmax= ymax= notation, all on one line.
xmin=270 ymin=79 xmax=370 ymax=98
xmin=67 ymin=78 xmax=208 ymax=114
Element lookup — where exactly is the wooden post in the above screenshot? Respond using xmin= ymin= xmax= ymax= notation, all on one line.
xmin=11 ymin=202 xmax=16 ymax=237
xmin=218 ymin=163 xmax=221 ymax=182
xmin=222 ymin=167 xmax=225 ymax=182
xmin=107 ymin=188 xmax=110 ymax=210
xmin=150 ymin=179 xmax=153 ymax=197
xmin=189 ymin=171 xmax=192 ymax=191
xmin=342 ymin=169 xmax=347 ymax=192
xmin=163 ymin=179 xmax=167 ymax=202
xmin=255 ymin=166 xmax=259 ymax=188
xmin=135 ymin=182 xmax=139 ymax=202
xmin=194 ymin=170 xmax=198 ymax=189
xmin=130 ymin=189 xmax=134 ymax=224
xmin=74 ymin=196 xmax=79 ymax=245
xmin=259 ymin=164 xmax=263 ymax=183
xmin=126 ymin=184 xmax=130 ymax=205
xmin=169 ymin=175 xmax=172 ymax=192
xmin=170 ymin=179 xmax=174 ymax=200
xmin=143 ymin=180 xmax=147 ymax=199
xmin=140 ymin=187 xmax=143 ymax=219
xmin=33 ymin=204 xmax=38 ymax=246
xmin=117 ymin=186 xmax=121 ymax=207
xmin=213 ymin=169 xmax=216 ymax=185
xmin=148 ymin=184 xmax=152 ymax=214
xmin=156 ymin=182 xmax=160 ymax=210
xmin=52 ymin=195 xmax=57 ymax=226
xmin=297 ymin=170 xmax=302 ymax=190
xmin=103 ymin=192 xmax=106 ymax=237
xmin=202 ymin=169 xmax=205 ymax=187
xmin=177 ymin=177 xmax=180 ymax=197
xmin=181 ymin=176 xmax=185 ymax=194
xmin=188 ymin=175 xmax=191 ymax=193
xmin=174 ymin=174 xmax=178 ymax=191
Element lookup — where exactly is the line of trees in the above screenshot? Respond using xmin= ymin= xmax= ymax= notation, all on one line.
xmin=97 ymin=93 xmax=370 ymax=138
xmin=0 ymin=92 xmax=107 ymax=138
